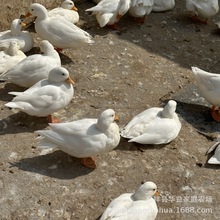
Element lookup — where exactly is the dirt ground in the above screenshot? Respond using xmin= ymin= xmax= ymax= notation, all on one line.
xmin=0 ymin=0 xmax=220 ymax=219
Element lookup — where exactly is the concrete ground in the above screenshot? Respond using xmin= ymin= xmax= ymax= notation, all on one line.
xmin=0 ymin=0 xmax=220 ymax=219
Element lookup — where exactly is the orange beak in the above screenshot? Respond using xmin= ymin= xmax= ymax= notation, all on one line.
xmin=114 ymin=115 xmax=119 ymax=122
xmin=65 ymin=77 xmax=75 ymax=85
xmin=21 ymin=22 xmax=26 ymax=27
xmin=25 ymin=12 xmax=32 ymax=18
xmin=154 ymin=191 xmax=159 ymax=196
xmin=71 ymin=6 xmax=78 ymax=11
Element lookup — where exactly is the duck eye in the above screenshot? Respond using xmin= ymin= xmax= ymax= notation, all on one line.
xmin=153 ymin=189 xmax=156 ymax=191
xmin=31 ymin=9 xmax=34 ymax=11
xmin=62 ymin=73 xmax=65 ymax=76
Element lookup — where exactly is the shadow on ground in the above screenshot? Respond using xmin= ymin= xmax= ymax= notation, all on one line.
xmin=10 ymin=150 xmax=93 ymax=179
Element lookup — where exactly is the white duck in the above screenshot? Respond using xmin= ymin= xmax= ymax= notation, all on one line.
xmin=35 ymin=109 xmax=120 ymax=169
xmin=26 ymin=3 xmax=93 ymax=51
xmin=100 ymin=181 xmax=158 ymax=220
xmin=48 ymin=0 xmax=79 ymax=24
xmin=191 ymin=66 xmax=220 ymax=122
xmin=206 ymin=142 xmax=220 ymax=165
xmin=186 ymin=0 xmax=219 ymax=23
xmin=0 ymin=41 xmax=26 ymax=74
xmin=0 ymin=40 xmax=61 ymax=88
xmin=129 ymin=0 xmax=154 ymax=23
xmin=153 ymin=0 xmax=175 ymax=12
xmin=0 ymin=18 xmax=34 ymax=53
xmin=5 ymin=67 xmax=74 ymax=123
xmin=86 ymin=0 xmax=131 ymax=29
xmin=121 ymin=100 xmax=181 ymax=144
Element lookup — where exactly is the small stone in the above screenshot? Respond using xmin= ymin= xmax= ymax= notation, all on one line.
xmin=108 ymin=41 xmax=114 ymax=45
xmin=196 ymin=162 xmax=203 ymax=167
xmin=181 ymin=186 xmax=192 ymax=192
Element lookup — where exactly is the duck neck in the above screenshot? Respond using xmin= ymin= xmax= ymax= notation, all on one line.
xmin=36 ymin=8 xmax=48 ymax=20
xmin=10 ymin=25 xmax=20 ymax=36
xmin=131 ymin=189 xmax=150 ymax=201
xmin=7 ymin=46 xmax=17 ymax=56
xmin=96 ymin=119 xmax=110 ymax=132
xmin=161 ymin=107 xmax=174 ymax=118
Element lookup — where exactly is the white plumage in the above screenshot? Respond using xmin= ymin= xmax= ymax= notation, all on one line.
xmin=35 ymin=109 xmax=120 ymax=167
xmin=0 ymin=40 xmax=61 ymax=88
xmin=0 ymin=18 xmax=34 ymax=53
xmin=191 ymin=67 xmax=220 ymax=107
xmin=153 ymin=0 xmax=175 ymax=12
xmin=100 ymin=181 xmax=158 ymax=220
xmin=28 ymin=3 xmax=94 ymax=50
xmin=48 ymin=0 xmax=79 ymax=24
xmin=191 ymin=66 xmax=220 ymax=121
xmin=121 ymin=100 xmax=181 ymax=144
xmin=129 ymin=0 xmax=154 ymax=20
xmin=186 ymin=0 xmax=219 ymax=20
xmin=5 ymin=66 xmax=74 ymax=118
xmin=0 ymin=41 xmax=26 ymax=74
xmin=86 ymin=0 xmax=131 ymax=28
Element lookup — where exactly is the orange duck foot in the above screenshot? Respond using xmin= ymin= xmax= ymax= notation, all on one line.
xmin=190 ymin=15 xmax=208 ymax=24
xmin=80 ymin=157 xmax=96 ymax=169
xmin=211 ymin=106 xmax=220 ymax=122
xmin=108 ymin=22 xmax=123 ymax=31
xmin=134 ymin=16 xmax=146 ymax=24
xmin=47 ymin=115 xmax=61 ymax=123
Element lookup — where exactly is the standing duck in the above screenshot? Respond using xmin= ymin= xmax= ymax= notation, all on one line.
xmin=35 ymin=109 xmax=120 ymax=169
xmin=26 ymin=3 xmax=93 ymax=51
xmin=86 ymin=0 xmax=131 ymax=29
xmin=5 ymin=67 xmax=74 ymax=123
xmin=191 ymin=66 xmax=220 ymax=122
xmin=129 ymin=0 xmax=154 ymax=23
xmin=186 ymin=0 xmax=219 ymax=23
